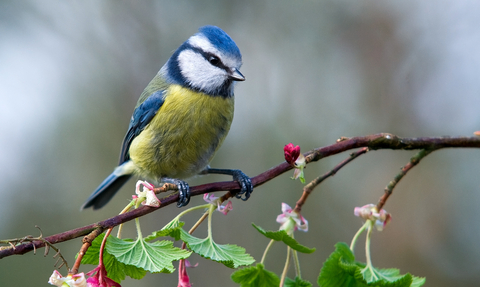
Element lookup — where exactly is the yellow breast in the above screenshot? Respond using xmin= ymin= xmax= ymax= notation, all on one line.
xmin=129 ymin=84 xmax=234 ymax=180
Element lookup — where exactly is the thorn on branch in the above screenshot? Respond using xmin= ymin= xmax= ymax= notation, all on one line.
xmin=0 ymin=226 xmax=70 ymax=271
xmin=44 ymin=243 xmax=50 ymax=257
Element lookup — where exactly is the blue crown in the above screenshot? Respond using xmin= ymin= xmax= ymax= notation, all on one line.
xmin=198 ymin=25 xmax=241 ymax=60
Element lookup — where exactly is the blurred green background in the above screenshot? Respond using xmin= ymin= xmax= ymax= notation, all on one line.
xmin=1 ymin=0 xmax=480 ymax=286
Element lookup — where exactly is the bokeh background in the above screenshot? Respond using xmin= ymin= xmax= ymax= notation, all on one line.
xmin=1 ymin=0 xmax=480 ymax=286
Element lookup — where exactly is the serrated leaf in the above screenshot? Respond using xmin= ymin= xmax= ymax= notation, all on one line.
xmin=355 ymin=259 xmax=425 ymax=286
xmin=231 ymin=263 xmax=280 ymax=287
xmin=317 ymin=242 xmax=360 ymax=287
xmin=144 ymin=221 xmax=185 ymax=242
xmin=162 ymin=216 xmax=183 ymax=230
xmin=285 ymin=276 xmax=313 ymax=287
xmin=356 ymin=267 xmax=426 ymax=287
xmin=180 ymin=229 xmax=255 ymax=268
xmin=409 ymin=277 xmax=427 ymax=287
xmin=356 ymin=267 xmax=412 ymax=287
xmin=123 ymin=263 xmax=146 ymax=280
xmin=318 ymin=242 xmax=425 ymax=287
xmin=106 ymin=236 xmax=191 ymax=273
xmin=81 ymin=234 xmax=147 ymax=283
xmin=252 ymin=223 xmax=315 ymax=254
xmin=359 ymin=266 xmax=408 ymax=284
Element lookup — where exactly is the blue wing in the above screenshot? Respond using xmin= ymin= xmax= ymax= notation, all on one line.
xmin=119 ymin=90 xmax=166 ymax=164
xmin=82 ymin=90 xmax=166 ymax=210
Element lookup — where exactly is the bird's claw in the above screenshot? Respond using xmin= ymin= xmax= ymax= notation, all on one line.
xmin=231 ymin=169 xmax=253 ymax=201
xmin=162 ymin=178 xmax=190 ymax=207
xmin=176 ymin=180 xmax=190 ymax=207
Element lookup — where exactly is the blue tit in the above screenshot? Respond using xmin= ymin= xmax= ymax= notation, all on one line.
xmin=82 ymin=25 xmax=253 ymax=210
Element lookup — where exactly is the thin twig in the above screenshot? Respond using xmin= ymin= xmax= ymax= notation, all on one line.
xmin=295 ymin=148 xmax=369 ymax=213
xmin=188 ymin=212 xmax=209 ymax=235
xmin=70 ymin=227 xmax=105 ymax=275
xmin=376 ymin=149 xmax=435 ymax=211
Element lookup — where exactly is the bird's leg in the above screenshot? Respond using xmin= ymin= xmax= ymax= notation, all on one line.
xmin=201 ymin=167 xmax=253 ymax=201
xmin=161 ymin=178 xmax=190 ymax=207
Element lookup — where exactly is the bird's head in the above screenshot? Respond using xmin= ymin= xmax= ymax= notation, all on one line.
xmin=161 ymin=25 xmax=244 ymax=97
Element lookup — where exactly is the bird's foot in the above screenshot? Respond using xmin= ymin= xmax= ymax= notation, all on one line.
xmin=162 ymin=178 xmax=190 ymax=207
xmin=230 ymin=169 xmax=253 ymax=201
xmin=203 ymin=168 xmax=253 ymax=201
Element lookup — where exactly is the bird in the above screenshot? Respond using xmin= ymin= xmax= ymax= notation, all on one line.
xmin=81 ymin=25 xmax=253 ymax=210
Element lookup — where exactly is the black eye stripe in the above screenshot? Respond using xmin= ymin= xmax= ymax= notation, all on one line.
xmin=188 ymin=45 xmax=228 ymax=71
xmin=208 ymin=55 xmax=220 ymax=66
xmin=203 ymin=52 xmax=226 ymax=70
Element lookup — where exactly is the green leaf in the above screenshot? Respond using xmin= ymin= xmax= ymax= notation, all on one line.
xmin=231 ymin=263 xmax=280 ymax=287
xmin=252 ymin=223 xmax=315 ymax=254
xmin=180 ymin=228 xmax=255 ymax=268
xmin=80 ymin=234 xmax=147 ymax=283
xmin=358 ymin=266 xmax=410 ymax=285
xmin=144 ymin=221 xmax=185 ymax=242
xmin=355 ymin=267 xmax=426 ymax=287
xmin=318 ymin=242 xmax=426 ymax=287
xmin=409 ymin=277 xmax=427 ymax=287
xmin=285 ymin=276 xmax=313 ymax=287
xmin=106 ymin=236 xmax=191 ymax=273
xmin=122 ymin=263 xmax=147 ymax=280
xmin=317 ymin=242 xmax=359 ymax=287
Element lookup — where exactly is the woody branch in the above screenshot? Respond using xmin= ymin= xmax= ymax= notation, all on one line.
xmin=1 ymin=133 xmax=479 ymax=259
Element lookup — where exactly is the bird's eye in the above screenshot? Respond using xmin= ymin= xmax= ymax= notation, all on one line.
xmin=208 ymin=55 xmax=220 ymax=66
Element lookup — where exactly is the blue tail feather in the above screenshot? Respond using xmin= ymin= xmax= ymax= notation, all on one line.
xmin=81 ymin=172 xmax=132 ymax=210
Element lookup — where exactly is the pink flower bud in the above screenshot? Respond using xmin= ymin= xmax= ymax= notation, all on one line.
xmin=284 ymin=143 xmax=301 ymax=166
xmin=354 ymin=204 xmax=392 ymax=231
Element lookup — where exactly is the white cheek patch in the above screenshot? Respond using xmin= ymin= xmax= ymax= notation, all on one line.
xmin=178 ymin=50 xmax=226 ymax=92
